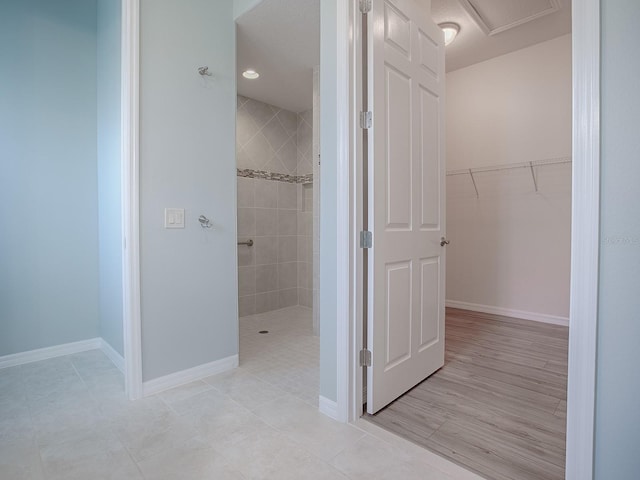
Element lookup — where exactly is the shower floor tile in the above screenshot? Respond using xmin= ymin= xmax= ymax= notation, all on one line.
xmin=239 ymin=306 xmax=319 ymax=406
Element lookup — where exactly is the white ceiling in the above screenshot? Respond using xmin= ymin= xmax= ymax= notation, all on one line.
xmin=236 ymin=0 xmax=571 ymax=110
xmin=236 ymin=0 xmax=320 ymax=113
xmin=432 ymin=0 xmax=572 ymax=72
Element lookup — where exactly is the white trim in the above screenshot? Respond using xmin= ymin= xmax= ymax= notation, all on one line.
xmin=100 ymin=339 xmax=125 ymax=373
xmin=566 ymin=0 xmax=600 ymax=478
xmin=334 ymin=0 xmax=352 ymax=424
xmin=350 ymin=0 xmax=365 ymax=425
xmin=142 ymin=354 xmax=238 ymax=397
xmin=318 ymin=395 xmax=340 ymax=421
xmin=0 ymin=338 xmax=101 ymax=370
xmin=121 ymin=0 xmax=143 ymax=401
xmin=445 ymin=300 xmax=569 ymax=326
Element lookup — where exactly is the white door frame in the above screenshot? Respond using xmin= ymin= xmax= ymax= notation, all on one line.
xmin=565 ymin=0 xmax=600 ymax=477
xmin=121 ymin=0 xmax=143 ymax=401
xmin=331 ymin=1 xmax=601 ymax=479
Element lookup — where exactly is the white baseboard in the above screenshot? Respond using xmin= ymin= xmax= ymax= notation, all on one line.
xmin=0 ymin=338 xmax=102 ymax=370
xmin=318 ymin=395 xmax=340 ymax=421
xmin=142 ymin=354 xmax=239 ymax=397
xmin=100 ymin=339 xmax=125 ymax=373
xmin=445 ymin=300 xmax=569 ymax=326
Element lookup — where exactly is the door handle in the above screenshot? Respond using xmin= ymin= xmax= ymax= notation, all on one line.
xmin=440 ymin=237 xmax=450 ymax=247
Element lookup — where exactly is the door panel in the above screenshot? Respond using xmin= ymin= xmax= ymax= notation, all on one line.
xmin=384 ymin=2 xmax=411 ymax=57
xmin=420 ymin=86 xmax=441 ymax=229
xmin=418 ymin=29 xmax=439 ymax=78
xmin=367 ymin=0 xmax=445 ymax=414
xmin=385 ymin=66 xmax=412 ymax=230
xmin=419 ymin=257 xmax=440 ymax=350
xmin=385 ymin=261 xmax=412 ymax=369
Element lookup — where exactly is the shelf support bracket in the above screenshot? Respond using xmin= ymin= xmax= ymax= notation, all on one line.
xmin=529 ymin=161 xmax=539 ymax=192
xmin=469 ymin=169 xmax=479 ymax=198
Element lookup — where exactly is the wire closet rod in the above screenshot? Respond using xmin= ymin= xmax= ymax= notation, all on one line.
xmin=446 ymin=157 xmax=572 ymax=198
xmin=446 ymin=156 xmax=572 ymax=177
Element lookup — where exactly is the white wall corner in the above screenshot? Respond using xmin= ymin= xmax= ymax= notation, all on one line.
xmin=100 ymin=339 xmax=125 ymax=373
xmin=318 ymin=395 xmax=340 ymax=421
xmin=445 ymin=300 xmax=569 ymax=326
xmin=142 ymin=354 xmax=239 ymax=397
xmin=0 ymin=338 xmax=102 ymax=370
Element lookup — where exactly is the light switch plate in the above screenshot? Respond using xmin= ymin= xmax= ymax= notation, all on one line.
xmin=164 ymin=208 xmax=185 ymax=229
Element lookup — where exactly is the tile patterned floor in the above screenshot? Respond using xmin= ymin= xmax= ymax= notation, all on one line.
xmin=0 ymin=306 xmax=480 ymax=479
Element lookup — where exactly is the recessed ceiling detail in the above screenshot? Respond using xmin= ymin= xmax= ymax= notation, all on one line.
xmin=459 ymin=0 xmax=560 ymax=36
xmin=431 ymin=0 xmax=571 ymax=72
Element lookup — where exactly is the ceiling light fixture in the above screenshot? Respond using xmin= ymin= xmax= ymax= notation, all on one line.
xmin=438 ymin=23 xmax=460 ymax=46
xmin=242 ymin=69 xmax=260 ymax=79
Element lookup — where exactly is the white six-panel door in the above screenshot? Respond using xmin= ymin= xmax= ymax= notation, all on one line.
xmin=366 ymin=0 xmax=445 ymax=414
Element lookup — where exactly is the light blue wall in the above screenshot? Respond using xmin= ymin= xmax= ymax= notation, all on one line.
xmin=595 ymin=0 xmax=640 ymax=477
xmin=139 ymin=0 xmax=238 ymax=381
xmin=0 ymin=0 xmax=100 ymax=355
xmin=97 ymin=0 xmax=123 ymax=356
xmin=319 ymin=0 xmax=338 ymax=402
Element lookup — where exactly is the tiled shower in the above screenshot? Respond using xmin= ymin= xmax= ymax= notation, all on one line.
xmin=236 ymin=94 xmax=317 ymax=319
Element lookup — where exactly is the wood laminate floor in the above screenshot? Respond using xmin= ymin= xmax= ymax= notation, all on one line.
xmin=366 ymin=308 xmax=568 ymax=480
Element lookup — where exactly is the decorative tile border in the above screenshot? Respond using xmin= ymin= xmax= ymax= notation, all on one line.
xmin=237 ymin=169 xmax=313 ymax=185
xmin=297 ymin=173 xmax=313 ymax=184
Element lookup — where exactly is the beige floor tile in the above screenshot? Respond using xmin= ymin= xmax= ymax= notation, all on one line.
xmin=185 ymin=396 xmax=278 ymax=454
xmin=331 ymin=434 xmax=454 ymax=480
xmin=0 ymin=366 xmax=27 ymax=404
xmin=0 ymin=439 xmax=45 ymax=480
xmin=0 ymin=401 xmax=33 ymax=443
xmin=251 ymin=395 xmax=366 ymax=461
xmin=204 ymin=369 xmax=288 ymax=410
xmin=83 ymin=370 xmax=125 ymax=395
xmin=21 ymin=357 xmax=81 ymax=395
xmin=137 ymin=443 xmax=245 ymax=480
xmin=100 ymin=392 xmax=169 ymax=422
xmin=32 ymin=405 xmax=109 ymax=447
xmin=165 ymin=386 xmax=243 ymax=417
xmin=220 ymin=427 xmax=349 ymax=480
xmin=70 ymin=350 xmax=121 ymax=378
xmin=27 ymin=386 xmax=96 ymax=418
xmin=25 ymin=373 xmax=88 ymax=405
xmin=39 ymin=430 xmax=142 ymax=480
xmin=158 ymin=380 xmax=214 ymax=412
xmin=111 ymin=408 xmax=203 ymax=462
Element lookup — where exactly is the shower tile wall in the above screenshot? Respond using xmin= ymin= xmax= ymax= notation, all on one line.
xmin=236 ymin=96 xmax=313 ymax=316
xmin=297 ymin=110 xmax=313 ymax=308
xmin=236 ymin=96 xmax=298 ymax=174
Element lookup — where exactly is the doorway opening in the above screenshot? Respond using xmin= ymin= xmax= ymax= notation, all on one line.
xmin=356 ymin=1 xmax=572 ymax=479
xmin=234 ymin=0 xmax=321 ymax=406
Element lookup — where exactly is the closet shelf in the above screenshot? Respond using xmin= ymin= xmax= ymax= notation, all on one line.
xmin=446 ymin=157 xmax=572 ymax=197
